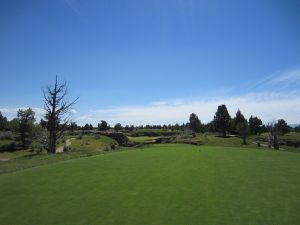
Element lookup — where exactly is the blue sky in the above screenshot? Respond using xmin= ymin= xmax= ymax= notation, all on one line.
xmin=1 ymin=0 xmax=300 ymax=125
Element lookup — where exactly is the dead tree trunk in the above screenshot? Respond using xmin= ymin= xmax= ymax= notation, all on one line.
xmin=43 ymin=76 xmax=78 ymax=154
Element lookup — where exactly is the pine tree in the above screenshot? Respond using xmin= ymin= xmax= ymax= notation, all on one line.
xmin=214 ymin=104 xmax=231 ymax=137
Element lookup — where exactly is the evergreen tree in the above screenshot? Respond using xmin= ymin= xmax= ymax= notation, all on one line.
xmin=0 ymin=112 xmax=8 ymax=131
xmin=98 ymin=120 xmax=109 ymax=131
xmin=213 ymin=104 xmax=231 ymax=137
xmin=189 ymin=113 xmax=203 ymax=133
xmin=17 ymin=108 xmax=36 ymax=149
xmin=275 ymin=119 xmax=290 ymax=135
xmin=230 ymin=109 xmax=247 ymax=134
xmin=236 ymin=121 xmax=249 ymax=144
xmin=114 ymin=123 xmax=122 ymax=132
xmin=249 ymin=116 xmax=263 ymax=135
xmin=233 ymin=109 xmax=246 ymax=126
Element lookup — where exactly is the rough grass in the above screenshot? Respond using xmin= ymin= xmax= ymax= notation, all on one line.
xmin=128 ymin=136 xmax=161 ymax=143
xmin=70 ymin=135 xmax=117 ymax=151
xmin=169 ymin=134 xmax=259 ymax=148
xmin=193 ymin=134 xmax=258 ymax=147
xmin=0 ymin=135 xmax=117 ymax=173
xmin=0 ymin=150 xmax=32 ymax=161
xmin=280 ymin=132 xmax=300 ymax=141
xmin=0 ymin=144 xmax=300 ymax=225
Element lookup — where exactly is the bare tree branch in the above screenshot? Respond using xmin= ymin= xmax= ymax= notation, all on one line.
xmin=43 ymin=75 xmax=79 ymax=153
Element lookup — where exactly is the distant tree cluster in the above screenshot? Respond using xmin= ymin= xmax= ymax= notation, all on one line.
xmin=0 ymin=108 xmax=45 ymax=151
xmin=185 ymin=104 xmax=293 ymax=147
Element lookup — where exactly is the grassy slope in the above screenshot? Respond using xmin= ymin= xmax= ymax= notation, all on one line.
xmin=168 ymin=134 xmax=259 ymax=148
xmin=0 ymin=144 xmax=300 ymax=225
xmin=280 ymin=132 xmax=300 ymax=141
xmin=194 ymin=134 xmax=258 ymax=147
xmin=0 ymin=135 xmax=117 ymax=173
xmin=70 ymin=135 xmax=117 ymax=151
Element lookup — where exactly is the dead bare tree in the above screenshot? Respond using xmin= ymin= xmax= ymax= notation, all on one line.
xmin=43 ymin=76 xmax=78 ymax=153
xmin=266 ymin=120 xmax=279 ymax=150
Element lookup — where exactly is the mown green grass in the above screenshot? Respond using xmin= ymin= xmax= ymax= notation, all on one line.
xmin=0 ymin=144 xmax=299 ymax=225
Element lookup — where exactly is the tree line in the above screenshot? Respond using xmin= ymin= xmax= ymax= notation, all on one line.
xmin=0 ymin=77 xmax=298 ymax=153
xmin=188 ymin=104 xmax=291 ymax=147
xmin=0 ymin=103 xmax=295 ymax=151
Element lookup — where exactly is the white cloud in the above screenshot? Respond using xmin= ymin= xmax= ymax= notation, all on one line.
xmin=75 ymin=91 xmax=300 ymax=126
xmin=0 ymin=107 xmax=45 ymax=121
xmin=0 ymin=106 xmax=79 ymax=123
xmin=0 ymin=107 xmax=45 ymax=115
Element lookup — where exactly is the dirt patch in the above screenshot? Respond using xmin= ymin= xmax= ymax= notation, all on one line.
xmin=56 ymin=138 xmax=75 ymax=153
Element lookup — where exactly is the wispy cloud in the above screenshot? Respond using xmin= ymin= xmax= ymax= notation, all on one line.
xmin=251 ymin=68 xmax=300 ymax=91
xmin=268 ymin=68 xmax=300 ymax=85
xmin=75 ymin=91 xmax=300 ymax=126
